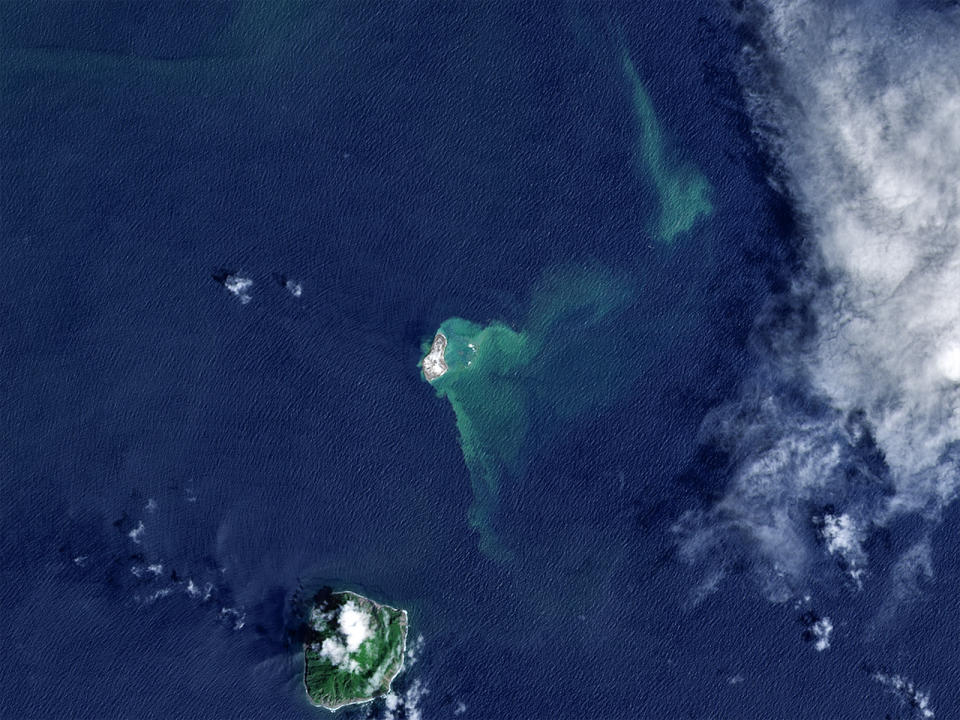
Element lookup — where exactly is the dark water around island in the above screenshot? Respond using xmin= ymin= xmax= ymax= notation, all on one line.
xmin=3 ymin=2 xmax=959 ymax=718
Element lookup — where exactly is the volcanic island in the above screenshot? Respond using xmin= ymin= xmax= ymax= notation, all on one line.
xmin=421 ymin=331 xmax=448 ymax=381
xmin=303 ymin=590 xmax=408 ymax=711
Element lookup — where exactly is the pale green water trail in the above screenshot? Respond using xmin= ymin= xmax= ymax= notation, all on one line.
xmin=422 ymin=265 xmax=637 ymax=561
xmin=619 ymin=47 xmax=713 ymax=244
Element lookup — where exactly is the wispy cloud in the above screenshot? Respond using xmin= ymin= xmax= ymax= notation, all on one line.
xmin=677 ymin=0 xmax=960 ymax=610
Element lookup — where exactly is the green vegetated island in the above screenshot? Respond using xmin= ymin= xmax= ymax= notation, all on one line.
xmin=303 ymin=590 xmax=408 ymax=711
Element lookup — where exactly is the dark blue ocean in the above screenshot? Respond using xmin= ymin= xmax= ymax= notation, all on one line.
xmin=3 ymin=2 xmax=958 ymax=719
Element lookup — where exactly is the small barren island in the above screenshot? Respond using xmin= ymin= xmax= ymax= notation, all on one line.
xmin=303 ymin=590 xmax=408 ymax=711
xmin=421 ymin=331 xmax=448 ymax=381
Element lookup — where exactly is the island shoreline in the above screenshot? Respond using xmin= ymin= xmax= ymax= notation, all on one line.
xmin=421 ymin=331 xmax=448 ymax=382
xmin=302 ymin=592 xmax=408 ymax=712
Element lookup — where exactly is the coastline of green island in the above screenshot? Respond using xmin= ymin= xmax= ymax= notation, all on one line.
xmin=303 ymin=590 xmax=408 ymax=711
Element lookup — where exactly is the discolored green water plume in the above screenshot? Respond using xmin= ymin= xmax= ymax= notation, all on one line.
xmin=420 ymin=265 xmax=637 ymax=561
xmin=0 ymin=1 xmax=341 ymax=104
xmin=619 ymin=48 xmax=713 ymax=244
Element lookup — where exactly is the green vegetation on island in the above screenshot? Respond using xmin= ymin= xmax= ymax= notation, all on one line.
xmin=303 ymin=590 xmax=408 ymax=711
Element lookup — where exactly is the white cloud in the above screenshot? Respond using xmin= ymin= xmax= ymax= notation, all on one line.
xmin=872 ymin=671 xmax=935 ymax=718
xmin=223 ymin=275 xmax=253 ymax=304
xmin=870 ymin=539 xmax=934 ymax=632
xmin=818 ymin=513 xmax=867 ymax=586
xmin=677 ymin=0 xmax=960 ymax=604
xmin=384 ymin=692 xmax=399 ymax=711
xmin=820 ymin=514 xmax=858 ymax=560
xmin=745 ymin=0 xmax=960 ymax=511
xmin=811 ymin=616 xmax=832 ymax=652
xmin=314 ymin=601 xmax=375 ymax=673
xmin=406 ymin=634 xmax=425 ymax=666
xmin=128 ymin=520 xmax=145 ymax=544
xmin=319 ymin=637 xmax=359 ymax=672
xmin=309 ymin=606 xmax=334 ymax=625
xmin=378 ymin=679 xmax=427 ymax=720
xmin=339 ymin=601 xmax=372 ymax=651
xmin=219 ymin=606 xmax=245 ymax=630
xmin=143 ymin=587 xmax=173 ymax=603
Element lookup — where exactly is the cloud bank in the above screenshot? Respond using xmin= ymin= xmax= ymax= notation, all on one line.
xmin=677 ymin=0 xmax=960 ymax=602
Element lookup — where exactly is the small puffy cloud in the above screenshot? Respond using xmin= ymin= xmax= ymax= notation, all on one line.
xmin=811 ymin=617 xmax=832 ymax=651
xmin=314 ymin=601 xmax=373 ymax=673
xmin=378 ymin=679 xmax=427 ymax=720
xmin=223 ymin=275 xmax=253 ymax=304
xmin=285 ymin=279 xmax=303 ymax=297
xmin=873 ymin=671 xmax=935 ymax=718
xmin=818 ymin=512 xmax=867 ymax=586
xmin=128 ymin=521 xmax=145 ymax=544
xmin=339 ymin=601 xmax=372 ymax=651
xmin=405 ymin=634 xmax=425 ymax=666
xmin=319 ymin=637 xmax=359 ymax=672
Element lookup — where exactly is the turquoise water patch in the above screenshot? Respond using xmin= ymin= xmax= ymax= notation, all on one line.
xmin=419 ymin=31 xmax=716 ymax=560
xmin=422 ymin=265 xmax=639 ymax=560
xmin=619 ymin=48 xmax=713 ymax=244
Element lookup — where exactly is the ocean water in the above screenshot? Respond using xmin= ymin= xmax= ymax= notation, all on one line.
xmin=2 ymin=2 xmax=958 ymax=719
